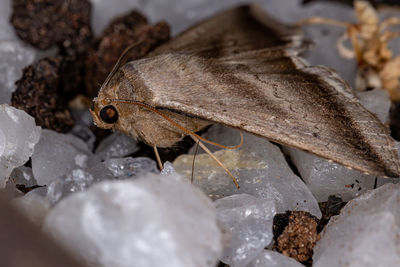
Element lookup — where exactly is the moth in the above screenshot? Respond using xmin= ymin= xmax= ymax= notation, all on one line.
xmin=91 ymin=5 xmax=400 ymax=183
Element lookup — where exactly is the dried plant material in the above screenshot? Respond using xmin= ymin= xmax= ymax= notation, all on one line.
xmin=298 ymin=0 xmax=400 ymax=100
xmin=302 ymin=0 xmax=400 ymax=7
xmin=380 ymin=55 xmax=400 ymax=100
xmin=91 ymin=5 xmax=400 ymax=178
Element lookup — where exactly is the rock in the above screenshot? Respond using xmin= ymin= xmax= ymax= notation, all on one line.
xmin=46 ymin=168 xmax=99 ymax=204
xmin=46 ymin=156 xmax=159 ymax=204
xmin=31 ymin=129 xmax=99 ymax=186
xmin=69 ymin=124 xmax=96 ymax=152
xmin=161 ymin=161 xmax=177 ymax=175
xmin=95 ymin=131 xmax=139 ymax=161
xmin=0 ymin=41 xmax=36 ymax=104
xmin=11 ymin=56 xmax=75 ymax=133
xmin=0 ymin=0 xmax=16 ymax=40
xmin=247 ymin=250 xmax=305 ymax=267
xmin=44 ymin=173 xmax=222 ymax=267
xmin=313 ymin=183 xmax=400 ymax=266
xmin=273 ymin=211 xmax=319 ymax=264
xmin=0 ymin=104 xmax=41 ymax=188
xmin=215 ymin=194 xmax=276 ymax=267
xmin=174 ymin=125 xmax=321 ymax=218
xmin=102 ymin=157 xmax=159 ymax=179
xmin=284 ymin=147 xmax=376 ymax=202
xmin=8 ymin=166 xmax=37 ymax=188
xmin=10 ymin=0 xmax=93 ymax=54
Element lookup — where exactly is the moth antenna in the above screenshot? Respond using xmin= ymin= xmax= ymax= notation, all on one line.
xmin=109 ymin=99 xmax=244 ymax=150
xmin=153 ymin=145 xmax=163 ymax=170
xmin=191 ymin=136 xmax=240 ymax=189
xmin=100 ymin=39 xmax=146 ymax=91
xmin=191 ymin=140 xmax=200 ymax=184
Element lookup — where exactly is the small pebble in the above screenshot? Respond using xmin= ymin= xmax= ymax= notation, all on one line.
xmin=10 ymin=0 xmax=93 ymax=54
xmin=273 ymin=211 xmax=320 ymax=265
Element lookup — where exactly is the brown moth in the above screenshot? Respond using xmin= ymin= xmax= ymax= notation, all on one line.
xmin=91 ymin=5 xmax=400 ymax=178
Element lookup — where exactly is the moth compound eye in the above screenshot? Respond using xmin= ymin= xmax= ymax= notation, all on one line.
xmin=99 ymin=105 xmax=119 ymax=124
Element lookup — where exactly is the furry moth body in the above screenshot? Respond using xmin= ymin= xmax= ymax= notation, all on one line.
xmin=91 ymin=5 xmax=400 ymax=178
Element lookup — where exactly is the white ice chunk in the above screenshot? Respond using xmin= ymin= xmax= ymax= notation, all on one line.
xmin=69 ymin=124 xmax=96 ymax=152
xmin=0 ymin=41 xmax=36 ymax=104
xmin=32 ymin=129 xmax=99 ymax=186
xmin=46 ymin=161 xmax=115 ymax=204
xmin=103 ymin=157 xmax=158 ymax=179
xmin=215 ymin=194 xmax=276 ymax=267
xmin=247 ymin=250 xmax=304 ymax=267
xmin=8 ymin=166 xmax=37 ymax=187
xmin=44 ymin=173 xmax=222 ymax=267
xmin=313 ymin=183 xmax=400 ymax=267
xmin=161 ymin=161 xmax=177 ymax=175
xmin=95 ymin=131 xmax=139 ymax=161
xmin=285 ymin=147 xmax=376 ymax=202
xmin=0 ymin=0 xmax=15 ymax=40
xmin=0 ymin=105 xmax=41 ymax=187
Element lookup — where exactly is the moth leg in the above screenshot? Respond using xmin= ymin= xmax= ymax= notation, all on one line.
xmin=191 ymin=140 xmax=200 ymax=184
xmin=153 ymin=145 xmax=163 ymax=170
xmin=190 ymin=135 xmax=240 ymax=189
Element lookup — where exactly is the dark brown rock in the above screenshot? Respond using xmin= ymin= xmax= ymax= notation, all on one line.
xmin=11 ymin=57 xmax=74 ymax=133
xmin=10 ymin=0 xmax=92 ymax=55
xmin=273 ymin=211 xmax=320 ymax=265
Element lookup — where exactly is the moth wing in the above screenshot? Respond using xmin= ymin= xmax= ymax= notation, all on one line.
xmin=123 ymin=48 xmax=400 ymax=177
xmin=148 ymin=4 xmax=300 ymax=58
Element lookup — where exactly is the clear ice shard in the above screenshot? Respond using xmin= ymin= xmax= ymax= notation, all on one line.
xmin=215 ymin=194 xmax=276 ymax=267
xmin=0 ymin=104 xmax=41 ymax=188
xmin=174 ymin=125 xmax=321 ymax=218
xmin=95 ymin=131 xmax=139 ymax=161
xmin=0 ymin=41 xmax=36 ymax=104
xmin=31 ymin=129 xmax=99 ymax=186
xmin=102 ymin=157 xmax=159 ymax=179
xmin=313 ymin=183 xmax=400 ymax=267
xmin=44 ymin=173 xmax=223 ymax=267
xmin=284 ymin=147 xmax=376 ymax=202
xmin=45 ymin=156 xmax=158 ymax=204
xmin=247 ymin=250 xmax=304 ymax=267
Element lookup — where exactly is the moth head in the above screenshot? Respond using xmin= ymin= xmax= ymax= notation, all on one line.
xmin=90 ymin=97 xmax=120 ymax=130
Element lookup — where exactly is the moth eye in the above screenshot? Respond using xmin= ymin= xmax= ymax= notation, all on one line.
xmin=99 ymin=105 xmax=119 ymax=124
